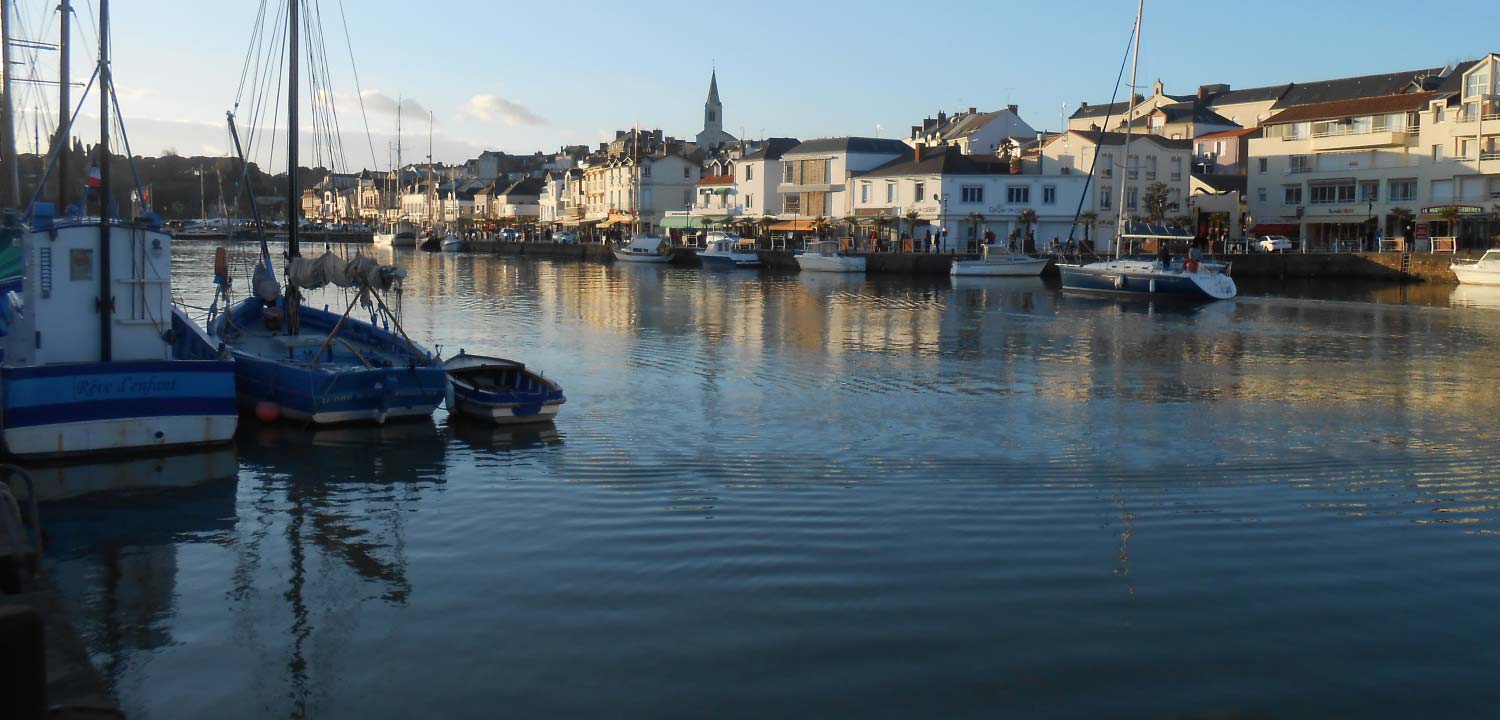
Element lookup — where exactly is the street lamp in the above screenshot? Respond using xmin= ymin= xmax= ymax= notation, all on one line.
xmin=935 ymin=192 xmax=949 ymax=253
xmin=1368 ymin=197 xmax=1375 ymax=252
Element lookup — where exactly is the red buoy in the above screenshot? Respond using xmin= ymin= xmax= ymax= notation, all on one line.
xmin=254 ymin=402 xmax=281 ymax=423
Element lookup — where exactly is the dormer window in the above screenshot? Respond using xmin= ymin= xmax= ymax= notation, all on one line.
xmin=1465 ymin=72 xmax=1490 ymax=98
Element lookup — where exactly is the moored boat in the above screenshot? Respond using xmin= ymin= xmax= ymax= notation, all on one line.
xmin=795 ymin=240 xmax=865 ymax=273
xmin=443 ymin=351 xmax=565 ymax=425
xmin=950 ymin=246 xmax=1049 ymax=276
xmin=698 ymin=231 xmax=761 ymax=268
xmin=1451 ymin=250 xmax=1500 ymax=286
xmin=440 ymin=233 xmax=464 ymax=252
xmin=1058 ymin=257 xmax=1236 ymax=300
xmin=614 ymin=234 xmax=674 ymax=263
xmin=374 ymin=219 xmax=417 ymax=248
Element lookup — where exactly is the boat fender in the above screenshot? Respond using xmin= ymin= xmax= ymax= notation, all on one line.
xmin=1184 ymin=258 xmax=1199 ymax=273
xmin=213 ymin=247 xmax=229 ymax=284
xmin=1148 ymin=279 xmax=1156 ymax=293
xmin=1114 ymin=275 xmax=1126 ymax=290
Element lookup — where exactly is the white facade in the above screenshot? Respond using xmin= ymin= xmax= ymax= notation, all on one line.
xmin=850 ymin=167 xmax=1090 ymax=252
xmin=906 ymin=107 xmax=1038 ymax=156
xmin=1039 ymin=130 xmax=1195 ymax=249
xmin=778 ymin=138 xmax=909 ymax=220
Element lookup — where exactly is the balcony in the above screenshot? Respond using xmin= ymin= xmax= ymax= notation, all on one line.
xmin=1310 ymin=128 xmax=1412 ymax=151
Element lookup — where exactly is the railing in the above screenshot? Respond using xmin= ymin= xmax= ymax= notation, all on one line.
xmin=1288 ymin=166 xmax=1314 ymax=174
xmin=1457 ymin=110 xmax=1500 ymax=122
xmin=1170 ymin=172 xmax=1182 ymax=181
xmin=1481 ymin=151 xmax=1500 ymax=161
xmin=1310 ymin=124 xmax=1410 ymax=138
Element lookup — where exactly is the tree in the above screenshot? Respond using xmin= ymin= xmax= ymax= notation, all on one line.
xmin=1438 ymin=204 xmax=1461 ymax=240
xmin=1143 ymin=181 xmax=1170 ymax=222
xmin=1078 ymin=210 xmax=1098 ymax=249
xmin=811 ymin=215 xmax=829 ymax=241
xmin=966 ymin=212 xmax=985 ymax=251
xmin=1169 ymin=214 xmax=1194 ymax=231
xmin=755 ymin=216 xmax=774 ymax=247
xmin=1018 ymin=208 xmax=1038 ymax=250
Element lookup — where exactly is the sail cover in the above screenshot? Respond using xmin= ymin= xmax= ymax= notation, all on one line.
xmin=287 ymin=251 xmax=406 ymax=292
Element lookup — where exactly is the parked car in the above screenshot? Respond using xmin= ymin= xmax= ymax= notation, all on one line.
xmin=1256 ymin=235 xmax=1293 ymax=253
xmin=554 ymin=231 xmax=578 ymax=244
xmin=500 ymin=228 xmax=518 ymax=242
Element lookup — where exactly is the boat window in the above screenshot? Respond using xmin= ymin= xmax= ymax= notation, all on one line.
xmin=69 ymin=249 xmax=93 ymax=281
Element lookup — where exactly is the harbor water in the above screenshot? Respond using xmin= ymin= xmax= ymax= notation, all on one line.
xmin=36 ymin=244 xmax=1500 ymax=718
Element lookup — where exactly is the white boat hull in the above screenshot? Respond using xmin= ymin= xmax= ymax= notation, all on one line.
xmin=2 ymin=415 xmax=238 ymax=458
xmin=441 ymin=236 xmax=464 ymax=252
xmin=372 ymin=232 xmax=395 ymax=246
xmin=950 ymin=256 xmax=1049 ymax=276
xmin=614 ymin=250 xmax=673 ymax=263
xmin=796 ymin=254 xmax=866 ymax=273
xmin=451 ymin=397 xmax=563 ymax=425
xmin=1451 ymin=264 xmax=1500 ymax=286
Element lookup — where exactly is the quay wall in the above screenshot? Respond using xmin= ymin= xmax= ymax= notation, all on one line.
xmin=454 ymin=240 xmax=1482 ymax=284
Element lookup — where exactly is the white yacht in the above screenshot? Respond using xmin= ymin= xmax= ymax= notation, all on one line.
xmin=950 ymin=245 xmax=1049 ymax=276
xmin=795 ymin=240 xmax=865 ymax=273
xmin=614 ymin=234 xmax=674 ymax=263
xmin=699 ymin=231 xmax=761 ymax=268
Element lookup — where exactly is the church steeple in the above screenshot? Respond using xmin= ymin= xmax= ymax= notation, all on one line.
xmin=696 ymin=69 xmax=735 ymax=148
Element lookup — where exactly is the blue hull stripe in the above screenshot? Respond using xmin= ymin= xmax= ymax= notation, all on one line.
xmin=1058 ymin=266 xmax=1212 ymax=299
xmin=4 ymin=367 xmax=237 ymax=408
xmin=5 ymin=359 xmax=234 ymax=380
xmin=4 ymin=397 xmax=238 ymax=429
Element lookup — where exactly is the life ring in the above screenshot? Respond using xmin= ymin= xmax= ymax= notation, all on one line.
xmin=1183 ymin=258 xmax=1200 ymax=273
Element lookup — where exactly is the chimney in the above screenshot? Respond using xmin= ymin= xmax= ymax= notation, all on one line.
xmin=1132 ymin=93 xmax=1144 ymax=105
xmin=915 ymin=143 xmax=925 ymax=163
xmin=911 ymin=125 xmax=921 ymax=140
xmin=937 ymin=111 xmax=948 ymax=125
xmin=968 ymin=107 xmax=977 ymax=114
xmin=923 ymin=117 xmax=937 ymax=132
xmin=1080 ymin=101 xmax=1089 ymax=110
xmin=1007 ymin=104 xmax=1018 ymax=115
xmin=615 ymin=130 xmax=625 ymax=140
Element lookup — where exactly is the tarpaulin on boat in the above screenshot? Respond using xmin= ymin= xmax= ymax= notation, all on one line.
xmin=287 ymin=251 xmax=405 ymax=292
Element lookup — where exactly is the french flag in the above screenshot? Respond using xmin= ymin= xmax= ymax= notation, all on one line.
xmin=85 ymin=163 xmax=102 ymax=188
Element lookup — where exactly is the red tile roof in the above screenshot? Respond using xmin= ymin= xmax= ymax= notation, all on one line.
xmin=1261 ymin=92 xmax=1432 ymax=126
xmin=1194 ymin=127 xmax=1261 ymax=140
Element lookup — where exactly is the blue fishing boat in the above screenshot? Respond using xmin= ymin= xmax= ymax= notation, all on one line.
xmin=443 ymin=351 xmax=565 ymax=425
xmin=0 ymin=0 xmax=238 ymax=457
xmin=185 ymin=0 xmax=446 ymax=425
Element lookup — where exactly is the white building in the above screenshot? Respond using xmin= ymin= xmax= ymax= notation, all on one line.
xmin=850 ymin=144 xmax=1091 ymax=252
xmin=777 ymin=137 xmax=910 ymax=224
xmin=906 ymin=106 xmax=1037 ymax=156
xmin=539 ymin=169 xmax=583 ymax=224
xmin=1246 ymin=53 xmax=1500 ymax=250
xmin=1039 ymin=130 xmax=1194 ymax=249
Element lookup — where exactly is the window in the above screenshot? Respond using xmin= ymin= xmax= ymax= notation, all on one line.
xmin=683 ymin=167 xmax=691 ymax=179
xmin=961 ymin=185 xmax=984 ymax=203
xmin=1432 ymin=144 xmax=1444 ymax=161
xmin=1169 ymin=156 xmax=1182 ymax=180
xmin=885 ymin=182 xmax=896 ymax=204
xmin=641 ymin=164 xmax=651 ymax=177
xmin=783 ymin=161 xmax=794 ymax=183
xmin=1257 ymin=186 xmax=1267 ymax=203
xmin=1461 ymin=138 xmax=1477 ymax=159
xmin=1100 ymin=152 xmax=1114 ymax=178
xmin=914 ymin=181 xmax=925 ymax=203
xmin=1196 ymin=142 xmax=1205 ymax=154
xmin=1127 ymin=154 xmax=1139 ymax=179
xmin=1431 ymin=179 xmax=1454 ymax=202
xmin=683 ymin=189 xmax=692 ymax=205
xmin=1359 ymin=181 xmax=1378 ymax=202
xmin=1283 ymin=185 xmax=1302 ymax=205
xmin=1145 ymin=156 xmax=1157 ymax=179
xmin=1042 ymin=185 xmax=1056 ymax=204
xmin=784 ymin=195 xmax=800 ymax=214
xmin=1099 ymin=187 xmax=1112 ymax=209
xmin=1007 ymin=186 xmax=1030 ymax=204
xmin=746 ymin=194 xmax=754 ymax=210
xmin=1433 ymin=105 xmax=1446 ymax=123
xmin=1258 ymin=158 xmax=1268 ymax=173
xmin=745 ymin=165 xmax=753 ymax=181
xmin=860 ymin=182 xmax=870 ymax=203
xmin=1389 ymin=179 xmax=1416 ymax=202
xmin=708 ymin=110 xmax=716 ymax=122
xmin=1126 ymin=187 xmax=1138 ymax=211
xmin=1289 ymin=155 xmax=1313 ymax=173
xmin=1465 ymin=72 xmax=1489 ymax=98
xmin=1309 ymin=181 xmax=1356 ymax=205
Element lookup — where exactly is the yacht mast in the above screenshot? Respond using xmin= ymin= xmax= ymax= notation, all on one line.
xmin=286 ymin=0 xmax=299 ymax=259
xmin=95 ymin=0 xmax=110 ymax=359
xmin=1 ymin=0 xmax=18 ymax=207
xmin=1115 ymin=0 xmax=1143 ymax=261
xmin=55 ymin=0 xmax=70 ymax=210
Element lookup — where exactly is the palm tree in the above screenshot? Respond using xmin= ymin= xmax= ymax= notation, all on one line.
xmin=966 ymin=212 xmax=985 ymax=252
xmin=1078 ymin=210 xmax=1098 ymax=251
xmin=1018 ymin=208 xmax=1038 ymax=251
xmin=1438 ymin=205 xmax=1462 ymax=247
xmin=755 ymin=216 xmax=774 ymax=249
xmin=902 ymin=208 xmax=922 ymax=252
xmin=811 ymin=215 xmax=829 ymax=242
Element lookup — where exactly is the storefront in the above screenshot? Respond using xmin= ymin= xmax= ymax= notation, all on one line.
xmin=1416 ymin=206 xmax=1498 ymax=251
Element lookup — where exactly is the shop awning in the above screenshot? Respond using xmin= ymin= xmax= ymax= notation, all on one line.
xmin=1249 ymin=223 xmax=1300 ymax=235
xmin=767 ymin=219 xmax=816 ymax=232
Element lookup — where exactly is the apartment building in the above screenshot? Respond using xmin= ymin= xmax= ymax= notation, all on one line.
xmin=777 ymin=137 xmax=909 ymax=223
xmin=1246 ymin=54 xmax=1500 ymax=250
xmin=1038 ymin=130 xmax=1193 ymax=249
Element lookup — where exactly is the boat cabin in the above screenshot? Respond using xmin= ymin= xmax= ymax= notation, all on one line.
xmin=624 ymin=235 xmax=670 ymax=255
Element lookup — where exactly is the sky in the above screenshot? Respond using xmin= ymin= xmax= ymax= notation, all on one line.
xmin=8 ymin=0 xmax=1498 ymax=169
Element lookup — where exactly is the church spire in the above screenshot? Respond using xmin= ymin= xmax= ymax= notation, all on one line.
xmin=708 ymin=70 xmax=720 ymax=105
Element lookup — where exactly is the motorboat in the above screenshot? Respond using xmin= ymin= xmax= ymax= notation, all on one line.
xmin=1451 ymin=250 xmax=1500 ymax=286
xmin=950 ymin=245 xmax=1049 ymax=276
xmin=698 ymin=231 xmax=761 ymax=269
xmin=1058 ymin=256 xmax=1237 ymax=301
xmin=795 ymin=240 xmax=865 ymax=273
xmin=614 ymin=234 xmax=674 ymax=263
xmin=440 ymin=233 xmax=465 ymax=252
xmin=374 ymin=219 xmax=417 ymax=248
xmin=443 ymin=351 xmax=565 ymax=425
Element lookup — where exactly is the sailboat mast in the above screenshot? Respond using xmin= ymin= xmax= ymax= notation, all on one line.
xmin=56 ymin=0 xmax=70 ymax=210
xmin=1 ymin=0 xmax=18 ymax=207
xmin=96 ymin=0 xmax=110 ymax=360
xmin=1115 ymin=0 xmax=1143 ymax=261
xmin=286 ymin=0 xmax=299 ymax=258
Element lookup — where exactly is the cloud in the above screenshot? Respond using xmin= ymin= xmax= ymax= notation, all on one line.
xmin=359 ymin=91 xmax=429 ymax=119
xmin=462 ymin=94 xmax=546 ymax=127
